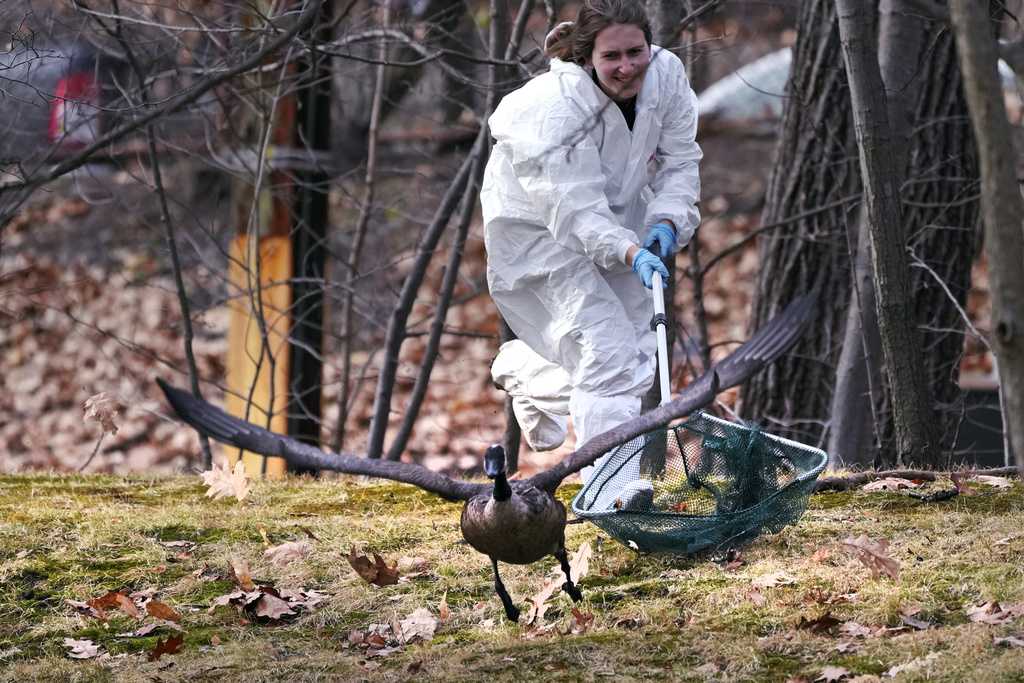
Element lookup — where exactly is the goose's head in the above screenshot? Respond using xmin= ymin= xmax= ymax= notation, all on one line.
xmin=483 ymin=444 xmax=512 ymax=501
xmin=484 ymin=444 xmax=506 ymax=478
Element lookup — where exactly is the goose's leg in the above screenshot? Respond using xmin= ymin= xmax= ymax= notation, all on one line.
xmin=554 ymin=543 xmax=583 ymax=602
xmin=491 ymin=557 xmax=520 ymax=622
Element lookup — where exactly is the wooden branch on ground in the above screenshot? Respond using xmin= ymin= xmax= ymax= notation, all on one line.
xmin=815 ymin=466 xmax=1019 ymax=492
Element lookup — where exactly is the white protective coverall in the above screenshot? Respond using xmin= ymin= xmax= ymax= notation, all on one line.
xmin=480 ymin=46 xmax=702 ymax=476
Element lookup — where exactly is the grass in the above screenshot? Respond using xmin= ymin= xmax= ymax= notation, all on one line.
xmin=0 ymin=473 xmax=1022 ymax=682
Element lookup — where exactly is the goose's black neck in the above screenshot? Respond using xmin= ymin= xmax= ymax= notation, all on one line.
xmin=491 ymin=473 xmax=512 ymax=502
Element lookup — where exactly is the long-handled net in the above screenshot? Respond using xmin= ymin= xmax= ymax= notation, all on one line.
xmin=570 ymin=411 xmax=827 ymax=554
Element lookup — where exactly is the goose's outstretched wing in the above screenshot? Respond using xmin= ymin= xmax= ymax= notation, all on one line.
xmin=156 ymin=379 xmax=486 ymax=502
xmin=526 ymin=291 xmax=817 ymax=492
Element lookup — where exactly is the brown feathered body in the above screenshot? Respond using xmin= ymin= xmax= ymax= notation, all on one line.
xmin=460 ymin=484 xmax=567 ymax=565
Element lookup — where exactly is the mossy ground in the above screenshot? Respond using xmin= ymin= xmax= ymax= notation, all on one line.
xmin=0 ymin=473 xmax=1022 ymax=682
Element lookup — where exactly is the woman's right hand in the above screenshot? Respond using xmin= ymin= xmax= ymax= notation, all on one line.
xmin=629 ymin=248 xmax=669 ymax=289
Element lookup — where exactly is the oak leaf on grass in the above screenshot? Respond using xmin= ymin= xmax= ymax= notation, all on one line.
xmin=752 ymin=571 xmax=797 ymax=588
xmin=525 ymin=542 xmax=592 ymax=625
xmin=841 ymin=536 xmax=899 ymax=580
xmin=815 ymin=665 xmax=850 ymax=682
xmin=63 ymin=638 xmax=102 ymax=659
xmin=145 ymin=599 xmax=181 ymax=623
xmin=201 ymin=460 xmax=251 ymax=502
xmin=83 ymin=392 xmax=121 ymax=435
xmin=568 ymin=608 xmax=595 ymax=635
xmin=255 ymin=593 xmax=295 ymax=620
xmin=147 ymin=634 xmax=183 ymax=661
xmin=966 ymin=601 xmax=1017 ymax=625
xmin=229 ymin=557 xmax=257 ymax=591
xmin=796 ymin=612 xmax=842 ymax=635
xmin=398 ymin=608 xmax=438 ymax=643
xmin=347 ymin=549 xmax=399 ymax=587
xmin=264 ymin=540 xmax=312 ymax=568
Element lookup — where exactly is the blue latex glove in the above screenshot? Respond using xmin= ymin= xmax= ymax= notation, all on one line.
xmin=631 ymin=248 xmax=669 ymax=289
xmin=642 ymin=221 xmax=678 ymax=259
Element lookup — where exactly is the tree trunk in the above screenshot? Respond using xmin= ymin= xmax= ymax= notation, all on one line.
xmin=949 ymin=0 xmax=1024 ymax=475
xmin=739 ymin=0 xmax=860 ymax=447
xmin=879 ymin=18 xmax=981 ymax=466
xmin=835 ymin=0 xmax=937 ymax=465
xmin=829 ymin=0 xmax=981 ymax=468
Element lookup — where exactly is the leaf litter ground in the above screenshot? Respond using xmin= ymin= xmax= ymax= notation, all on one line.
xmin=1 ymin=473 xmax=1022 ymax=681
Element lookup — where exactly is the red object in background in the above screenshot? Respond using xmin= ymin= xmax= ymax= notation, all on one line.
xmin=49 ymin=71 xmax=99 ymax=147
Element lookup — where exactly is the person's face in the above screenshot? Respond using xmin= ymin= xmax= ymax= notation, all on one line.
xmin=589 ymin=23 xmax=650 ymax=102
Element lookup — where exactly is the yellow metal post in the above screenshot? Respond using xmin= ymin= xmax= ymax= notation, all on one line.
xmin=224 ymin=0 xmax=301 ymax=479
xmin=225 ymin=233 xmax=293 ymax=478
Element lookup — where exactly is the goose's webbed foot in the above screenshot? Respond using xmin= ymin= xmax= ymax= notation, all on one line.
xmin=555 ymin=546 xmax=583 ymax=602
xmin=491 ymin=557 xmax=520 ymax=622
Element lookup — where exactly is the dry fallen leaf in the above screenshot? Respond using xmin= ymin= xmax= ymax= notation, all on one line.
xmin=209 ymin=590 xmax=247 ymax=612
xmin=841 ymin=536 xmax=899 ymax=580
xmin=277 ymin=588 xmax=327 ymax=610
xmin=526 ymin=576 xmax=559 ymax=626
xmin=747 ymin=588 xmax=767 ymax=607
xmin=568 ymin=542 xmax=592 ymax=580
xmin=397 ymin=556 xmax=429 ymax=574
xmin=839 ymin=621 xmax=875 ymax=639
xmin=862 ymin=477 xmax=918 ymax=492
xmin=264 ymin=541 xmax=312 ymax=568
xmin=525 ymin=542 xmax=592 ymax=625
xmin=346 ymin=549 xmax=400 ymax=587
xmin=719 ymin=548 xmax=745 ymax=571
xmin=230 ymin=557 xmax=256 ymax=591
xmin=569 ymin=607 xmax=595 ymax=634
xmin=147 ymin=634 xmax=183 ymax=661
xmin=752 ymin=571 xmax=797 ymax=588
xmin=83 ymin=392 xmax=121 ymax=435
xmin=201 ymin=460 xmax=251 ymax=502
xmin=87 ymin=591 xmax=121 ymax=614
xmin=255 ymin=593 xmax=295 ymax=620
xmin=145 ymin=599 xmax=181 ymax=623
xmin=949 ymin=471 xmax=978 ymax=495
xmin=884 ymin=652 xmax=939 ymax=677
xmin=63 ymin=638 xmax=102 ymax=659
xmin=797 ymin=612 xmax=842 ymax=635
xmin=816 ymin=665 xmax=850 ymax=682
xmin=438 ymin=592 xmax=451 ymax=623
xmin=398 ymin=608 xmax=438 ymax=643
xmin=994 ymin=635 xmax=1024 ymax=648
xmin=966 ymin=601 xmax=1015 ymax=625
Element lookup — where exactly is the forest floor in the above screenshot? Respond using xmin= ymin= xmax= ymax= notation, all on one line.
xmin=1 ymin=472 xmax=1022 ymax=682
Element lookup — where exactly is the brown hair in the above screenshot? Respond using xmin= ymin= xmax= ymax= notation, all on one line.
xmin=544 ymin=0 xmax=652 ymax=65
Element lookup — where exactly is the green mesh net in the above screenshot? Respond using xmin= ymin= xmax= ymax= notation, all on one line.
xmin=570 ymin=412 xmax=827 ymax=554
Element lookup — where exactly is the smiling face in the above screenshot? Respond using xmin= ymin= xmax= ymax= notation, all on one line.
xmin=589 ymin=23 xmax=651 ymax=102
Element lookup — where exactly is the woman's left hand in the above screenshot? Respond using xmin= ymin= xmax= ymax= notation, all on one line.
xmin=642 ymin=221 xmax=678 ymax=259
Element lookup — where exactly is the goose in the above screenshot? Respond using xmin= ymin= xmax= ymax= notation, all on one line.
xmin=156 ymin=292 xmax=815 ymax=621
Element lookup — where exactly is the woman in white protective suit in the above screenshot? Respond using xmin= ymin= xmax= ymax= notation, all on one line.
xmin=480 ymin=0 xmax=701 ymax=480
